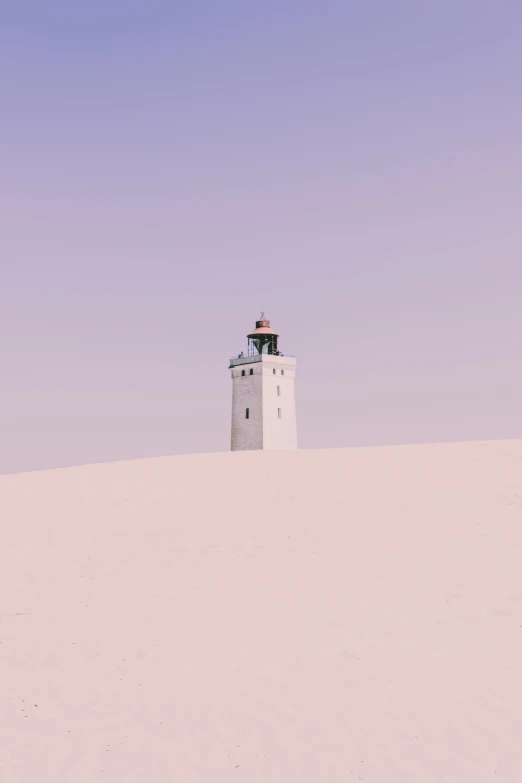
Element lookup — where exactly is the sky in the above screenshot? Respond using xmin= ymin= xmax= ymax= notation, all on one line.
xmin=1 ymin=0 xmax=521 ymax=473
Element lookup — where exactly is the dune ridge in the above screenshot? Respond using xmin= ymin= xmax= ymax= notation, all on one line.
xmin=1 ymin=440 xmax=521 ymax=782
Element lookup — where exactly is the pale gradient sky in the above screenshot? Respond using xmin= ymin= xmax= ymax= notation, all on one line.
xmin=2 ymin=0 xmax=521 ymax=473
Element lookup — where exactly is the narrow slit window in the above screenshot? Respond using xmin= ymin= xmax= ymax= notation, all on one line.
xmin=281 ymin=369 xmax=284 ymax=375
xmin=278 ymin=408 xmax=282 ymax=419
xmin=277 ymin=385 xmax=281 ymax=396
xmin=273 ymin=368 xmax=276 ymax=375
xmin=250 ymin=368 xmax=254 ymax=375
xmin=246 ymin=408 xmax=250 ymax=419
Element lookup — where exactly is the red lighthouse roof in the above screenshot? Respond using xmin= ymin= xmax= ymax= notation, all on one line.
xmin=247 ymin=313 xmax=279 ymax=338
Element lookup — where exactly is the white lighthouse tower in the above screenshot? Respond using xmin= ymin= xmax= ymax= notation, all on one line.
xmin=229 ymin=315 xmax=297 ymax=451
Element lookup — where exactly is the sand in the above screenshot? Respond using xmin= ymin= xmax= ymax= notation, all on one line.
xmin=1 ymin=439 xmax=521 ymax=782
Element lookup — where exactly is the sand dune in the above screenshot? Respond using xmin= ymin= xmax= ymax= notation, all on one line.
xmin=1 ymin=440 xmax=521 ymax=782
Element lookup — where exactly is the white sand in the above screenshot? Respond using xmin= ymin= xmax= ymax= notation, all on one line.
xmin=1 ymin=440 xmax=521 ymax=782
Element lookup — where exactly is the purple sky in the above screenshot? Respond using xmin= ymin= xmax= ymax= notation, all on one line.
xmin=2 ymin=1 xmax=521 ymax=473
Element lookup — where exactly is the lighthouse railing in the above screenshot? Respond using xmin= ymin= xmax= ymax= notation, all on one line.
xmin=229 ymin=353 xmax=295 ymax=365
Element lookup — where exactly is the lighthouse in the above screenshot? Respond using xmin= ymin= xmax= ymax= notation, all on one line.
xmin=229 ymin=315 xmax=297 ymax=451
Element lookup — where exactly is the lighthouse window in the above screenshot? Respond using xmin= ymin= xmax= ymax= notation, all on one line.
xmin=278 ymin=408 xmax=282 ymax=418
xmin=246 ymin=408 xmax=250 ymax=419
xmin=250 ymin=368 xmax=253 ymax=375
xmin=277 ymin=386 xmax=281 ymax=396
xmin=281 ymin=370 xmax=284 ymax=375
xmin=241 ymin=370 xmax=245 ymax=376
xmin=273 ymin=368 xmax=276 ymax=375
